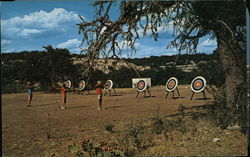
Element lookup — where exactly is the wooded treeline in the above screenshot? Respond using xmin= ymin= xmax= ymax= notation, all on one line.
xmin=2 ymin=46 xmax=224 ymax=93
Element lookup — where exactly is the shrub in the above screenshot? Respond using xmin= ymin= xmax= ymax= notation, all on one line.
xmin=125 ymin=121 xmax=153 ymax=154
xmin=104 ymin=124 xmax=115 ymax=133
xmin=172 ymin=116 xmax=187 ymax=134
xmin=151 ymin=117 xmax=164 ymax=135
xmin=80 ymin=140 xmax=125 ymax=157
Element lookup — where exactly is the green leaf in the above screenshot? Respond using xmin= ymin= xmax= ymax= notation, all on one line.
xmin=114 ymin=150 xmax=125 ymax=156
xmin=68 ymin=145 xmax=80 ymax=153
xmin=103 ymin=151 xmax=112 ymax=157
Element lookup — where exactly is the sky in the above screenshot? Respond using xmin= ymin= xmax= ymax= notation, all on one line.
xmin=1 ymin=1 xmax=217 ymax=58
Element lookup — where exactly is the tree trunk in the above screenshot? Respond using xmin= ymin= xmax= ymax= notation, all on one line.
xmin=50 ymin=66 xmax=56 ymax=88
xmin=50 ymin=77 xmax=55 ymax=88
xmin=216 ymin=35 xmax=246 ymax=109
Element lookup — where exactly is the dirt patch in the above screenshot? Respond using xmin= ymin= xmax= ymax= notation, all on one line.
xmin=2 ymin=85 xmax=247 ymax=156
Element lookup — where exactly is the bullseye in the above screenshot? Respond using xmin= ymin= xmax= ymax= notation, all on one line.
xmin=195 ymin=82 xmax=201 ymax=87
xmin=168 ymin=81 xmax=174 ymax=88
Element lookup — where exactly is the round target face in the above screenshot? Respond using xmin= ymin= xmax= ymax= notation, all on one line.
xmin=191 ymin=76 xmax=206 ymax=93
xmin=79 ymin=80 xmax=86 ymax=90
xmin=166 ymin=77 xmax=178 ymax=92
xmin=137 ymin=80 xmax=147 ymax=92
xmin=104 ymin=80 xmax=113 ymax=91
xmin=65 ymin=80 xmax=72 ymax=89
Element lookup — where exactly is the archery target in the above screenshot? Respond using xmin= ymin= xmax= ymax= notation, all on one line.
xmin=137 ymin=80 xmax=147 ymax=92
xmin=132 ymin=78 xmax=151 ymax=88
xmin=104 ymin=80 xmax=113 ymax=91
xmin=191 ymin=76 xmax=206 ymax=93
xmin=65 ymin=80 xmax=72 ymax=89
xmin=166 ymin=77 xmax=178 ymax=92
xmin=79 ymin=80 xmax=86 ymax=90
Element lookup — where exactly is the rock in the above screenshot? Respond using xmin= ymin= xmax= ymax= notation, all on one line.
xmin=227 ymin=124 xmax=241 ymax=131
xmin=225 ymin=130 xmax=231 ymax=135
xmin=212 ymin=138 xmax=220 ymax=142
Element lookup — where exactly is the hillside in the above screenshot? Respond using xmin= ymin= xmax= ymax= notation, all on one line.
xmin=71 ymin=53 xmax=214 ymax=73
xmin=72 ymin=57 xmax=151 ymax=74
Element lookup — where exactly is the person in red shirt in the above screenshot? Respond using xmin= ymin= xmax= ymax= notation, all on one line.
xmin=95 ymin=80 xmax=105 ymax=110
xmin=61 ymin=83 xmax=67 ymax=109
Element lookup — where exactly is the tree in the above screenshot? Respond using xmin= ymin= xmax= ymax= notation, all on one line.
xmin=78 ymin=1 xmax=246 ymax=110
xmin=43 ymin=45 xmax=76 ymax=88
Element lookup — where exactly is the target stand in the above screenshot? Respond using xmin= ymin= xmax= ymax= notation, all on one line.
xmin=190 ymin=76 xmax=207 ymax=100
xmin=78 ymin=80 xmax=90 ymax=95
xmin=165 ymin=77 xmax=181 ymax=99
xmin=135 ymin=80 xmax=152 ymax=98
xmin=104 ymin=80 xmax=117 ymax=96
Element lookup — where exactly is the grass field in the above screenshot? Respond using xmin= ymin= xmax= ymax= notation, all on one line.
xmin=2 ymin=85 xmax=247 ymax=156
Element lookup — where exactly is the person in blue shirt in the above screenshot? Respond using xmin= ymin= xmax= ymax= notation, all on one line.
xmin=27 ymin=82 xmax=34 ymax=107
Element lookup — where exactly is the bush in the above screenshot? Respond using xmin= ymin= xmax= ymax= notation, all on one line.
xmin=67 ymin=139 xmax=125 ymax=157
xmin=80 ymin=140 xmax=125 ymax=157
xmin=104 ymin=124 xmax=115 ymax=133
xmin=124 ymin=121 xmax=153 ymax=154
xmin=1 ymin=80 xmax=17 ymax=94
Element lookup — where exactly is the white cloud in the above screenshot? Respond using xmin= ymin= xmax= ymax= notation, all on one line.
xmin=135 ymin=21 xmax=173 ymax=38
xmin=201 ymin=39 xmax=217 ymax=47
xmin=56 ymin=38 xmax=82 ymax=53
xmin=117 ymin=40 xmax=140 ymax=49
xmin=56 ymin=39 xmax=81 ymax=48
xmin=18 ymin=28 xmax=45 ymax=37
xmin=1 ymin=39 xmax=14 ymax=52
xmin=133 ymin=43 xmax=178 ymax=58
xmin=22 ymin=8 xmax=79 ymax=29
xmin=2 ymin=8 xmax=82 ymax=38
xmin=1 ymin=39 xmax=12 ymax=45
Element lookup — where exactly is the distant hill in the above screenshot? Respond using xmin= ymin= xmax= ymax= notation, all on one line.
xmin=71 ymin=53 xmax=215 ymax=73
xmin=125 ymin=53 xmax=215 ymax=66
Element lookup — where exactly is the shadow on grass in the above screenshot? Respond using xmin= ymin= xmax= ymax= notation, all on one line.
xmin=162 ymin=110 xmax=208 ymax=120
xmin=162 ymin=103 xmax=213 ymax=119
xmin=68 ymin=105 xmax=90 ymax=109
xmin=192 ymin=97 xmax=212 ymax=100
xmin=185 ymin=104 xmax=213 ymax=110
xmin=165 ymin=96 xmax=186 ymax=99
xmin=141 ymin=96 xmax=156 ymax=98
xmin=35 ymin=103 xmax=54 ymax=107
xmin=78 ymin=93 xmax=95 ymax=96
xmin=105 ymin=94 xmax=123 ymax=97
xmin=105 ymin=105 xmax=123 ymax=109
